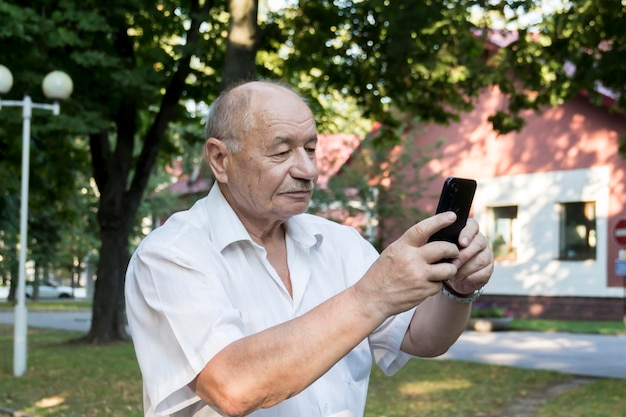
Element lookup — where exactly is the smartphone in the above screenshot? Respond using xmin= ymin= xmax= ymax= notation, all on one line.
xmin=428 ymin=177 xmax=477 ymax=245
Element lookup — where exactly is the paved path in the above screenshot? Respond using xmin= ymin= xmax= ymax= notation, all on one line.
xmin=0 ymin=310 xmax=92 ymax=332
xmin=1 ymin=311 xmax=625 ymax=379
xmin=438 ymin=330 xmax=626 ymax=379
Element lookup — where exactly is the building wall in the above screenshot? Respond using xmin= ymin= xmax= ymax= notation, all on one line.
xmin=474 ymin=167 xmax=619 ymax=298
xmin=399 ymin=86 xmax=626 ymax=319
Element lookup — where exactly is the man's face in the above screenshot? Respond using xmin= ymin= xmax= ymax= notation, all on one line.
xmin=224 ymin=85 xmax=319 ymax=225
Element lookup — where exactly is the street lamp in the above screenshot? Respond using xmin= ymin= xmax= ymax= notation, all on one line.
xmin=0 ymin=64 xmax=73 ymax=377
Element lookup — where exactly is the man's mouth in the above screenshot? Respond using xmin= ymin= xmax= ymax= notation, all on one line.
xmin=280 ymin=181 xmax=314 ymax=194
xmin=281 ymin=188 xmax=312 ymax=194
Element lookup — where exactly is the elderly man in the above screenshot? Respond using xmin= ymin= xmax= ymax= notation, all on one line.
xmin=125 ymin=80 xmax=494 ymax=417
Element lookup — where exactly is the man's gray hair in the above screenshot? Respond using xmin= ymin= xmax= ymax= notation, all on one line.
xmin=204 ymin=83 xmax=252 ymax=153
xmin=204 ymin=80 xmax=308 ymax=153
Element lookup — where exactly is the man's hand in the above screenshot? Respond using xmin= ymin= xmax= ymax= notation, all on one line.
xmin=354 ymin=212 xmax=462 ymax=320
xmin=392 ymin=215 xmax=494 ymax=358
xmin=446 ymin=218 xmax=494 ymax=295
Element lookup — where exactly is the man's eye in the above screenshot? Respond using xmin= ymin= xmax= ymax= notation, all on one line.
xmin=306 ymin=147 xmax=316 ymax=154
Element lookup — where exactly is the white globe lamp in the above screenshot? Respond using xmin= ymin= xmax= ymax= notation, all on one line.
xmin=0 ymin=64 xmax=14 ymax=95
xmin=42 ymin=70 xmax=73 ymax=100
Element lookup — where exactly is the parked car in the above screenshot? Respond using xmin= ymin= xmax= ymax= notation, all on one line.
xmin=25 ymin=280 xmax=75 ymax=299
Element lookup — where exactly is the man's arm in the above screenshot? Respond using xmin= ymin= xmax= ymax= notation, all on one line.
xmin=189 ymin=212 xmax=464 ymax=416
xmin=400 ymin=218 xmax=494 ymax=357
xmin=190 ymin=285 xmax=385 ymax=416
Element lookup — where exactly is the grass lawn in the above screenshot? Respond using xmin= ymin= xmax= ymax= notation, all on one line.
xmin=366 ymin=358 xmax=568 ymax=417
xmin=0 ymin=324 xmax=625 ymax=417
xmin=368 ymin=360 xmax=626 ymax=417
xmin=534 ymin=378 xmax=626 ymax=417
xmin=508 ymin=318 xmax=626 ymax=335
xmin=0 ymin=326 xmax=142 ymax=417
xmin=0 ymin=300 xmax=92 ymax=312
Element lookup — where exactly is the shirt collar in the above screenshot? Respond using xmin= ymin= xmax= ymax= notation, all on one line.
xmin=204 ymin=183 xmax=323 ymax=252
xmin=286 ymin=215 xmax=324 ymax=250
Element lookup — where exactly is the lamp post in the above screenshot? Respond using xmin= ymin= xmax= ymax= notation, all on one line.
xmin=0 ymin=64 xmax=73 ymax=377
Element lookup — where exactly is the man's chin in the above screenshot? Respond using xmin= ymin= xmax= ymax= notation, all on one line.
xmin=279 ymin=193 xmax=311 ymax=212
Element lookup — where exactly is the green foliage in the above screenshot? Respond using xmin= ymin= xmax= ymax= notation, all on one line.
xmin=509 ymin=319 xmax=626 ymax=335
xmin=2 ymin=0 xmax=625 ymax=333
xmin=263 ymin=0 xmax=493 ymax=132
xmin=0 ymin=1 xmax=226 ymax=299
xmin=471 ymin=302 xmax=512 ymax=318
xmin=486 ymin=0 xmax=626 ymax=147
xmin=310 ymin=119 xmax=443 ymax=250
xmin=620 ymin=133 xmax=626 ymax=156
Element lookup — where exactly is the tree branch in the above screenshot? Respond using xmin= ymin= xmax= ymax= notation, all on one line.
xmin=89 ymin=130 xmax=111 ymax=191
xmin=113 ymin=25 xmax=138 ymax=185
xmin=127 ymin=0 xmax=214 ymax=210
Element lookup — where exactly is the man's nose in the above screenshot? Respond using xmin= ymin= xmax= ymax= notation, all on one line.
xmin=291 ymin=148 xmax=319 ymax=180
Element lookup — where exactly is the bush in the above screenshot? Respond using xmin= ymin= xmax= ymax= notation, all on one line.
xmin=471 ymin=302 xmax=513 ymax=318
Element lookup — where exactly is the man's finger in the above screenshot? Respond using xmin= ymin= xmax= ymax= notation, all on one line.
xmin=421 ymin=240 xmax=460 ymax=265
xmin=457 ymin=218 xmax=479 ymax=248
xmin=404 ymin=212 xmax=457 ymax=246
xmin=426 ymin=259 xmax=459 ymax=283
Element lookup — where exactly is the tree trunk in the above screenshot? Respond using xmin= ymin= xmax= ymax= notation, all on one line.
xmin=81 ymin=0 xmax=213 ymax=344
xmin=85 ymin=226 xmax=132 ymax=342
xmin=222 ymin=0 xmax=259 ymax=88
xmin=82 ymin=149 xmax=137 ymax=343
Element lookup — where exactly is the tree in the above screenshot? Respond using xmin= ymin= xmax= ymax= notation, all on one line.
xmin=223 ymin=0 xmax=259 ymax=87
xmin=0 ymin=0 xmax=264 ymax=342
xmin=475 ymin=0 xmax=626 ymax=148
xmin=0 ymin=0 xmax=224 ymax=341
xmin=86 ymin=0 xmax=224 ymax=343
xmin=311 ymin=121 xmax=445 ymax=251
xmin=4 ymin=0 xmax=623 ymax=344
xmin=0 ymin=71 xmax=94 ymax=303
xmin=264 ymin=0 xmax=496 ymax=245
xmin=0 ymin=0 xmax=499 ymax=342
xmin=265 ymin=1 xmax=493 ymax=140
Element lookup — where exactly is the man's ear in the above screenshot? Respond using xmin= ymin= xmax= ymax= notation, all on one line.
xmin=205 ymin=138 xmax=229 ymax=183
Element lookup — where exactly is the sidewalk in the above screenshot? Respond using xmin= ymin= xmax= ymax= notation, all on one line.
xmin=437 ymin=330 xmax=626 ymax=379
xmin=0 ymin=310 xmax=92 ymax=332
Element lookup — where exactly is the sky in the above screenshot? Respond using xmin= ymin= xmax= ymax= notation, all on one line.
xmin=262 ymin=0 xmax=571 ymax=30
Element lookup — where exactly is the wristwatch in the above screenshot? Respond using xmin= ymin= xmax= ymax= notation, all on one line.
xmin=441 ymin=280 xmax=482 ymax=304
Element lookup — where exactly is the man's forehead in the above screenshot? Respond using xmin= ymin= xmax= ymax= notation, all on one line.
xmin=247 ymin=85 xmax=314 ymax=122
xmin=249 ymin=82 xmax=302 ymax=106
xmin=245 ymin=80 xmax=292 ymax=92
xmin=232 ymin=81 xmax=316 ymax=138
xmin=271 ymin=135 xmax=318 ymax=146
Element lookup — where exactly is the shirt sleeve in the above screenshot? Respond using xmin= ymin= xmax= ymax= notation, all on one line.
xmin=125 ymin=241 xmax=243 ymax=415
xmin=370 ymin=309 xmax=414 ymax=376
xmin=341 ymin=227 xmax=414 ymax=376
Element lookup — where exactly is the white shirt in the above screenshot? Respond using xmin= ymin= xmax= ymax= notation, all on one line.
xmin=125 ymin=184 xmax=413 ymax=417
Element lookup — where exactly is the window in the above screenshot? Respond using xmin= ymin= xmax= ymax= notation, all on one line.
xmin=558 ymin=201 xmax=596 ymax=260
xmin=488 ymin=206 xmax=518 ymax=261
